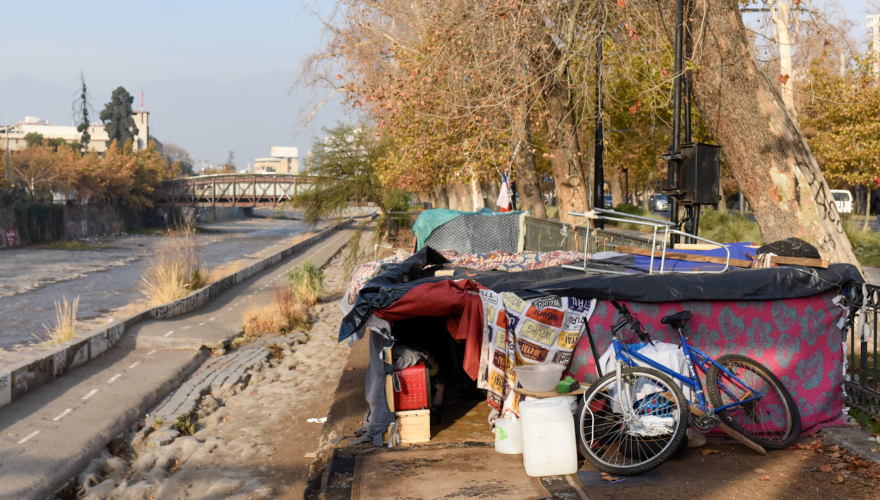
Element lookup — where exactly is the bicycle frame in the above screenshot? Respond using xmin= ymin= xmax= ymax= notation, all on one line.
xmin=609 ymin=319 xmax=765 ymax=414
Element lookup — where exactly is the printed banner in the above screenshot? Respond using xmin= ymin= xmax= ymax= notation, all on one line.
xmin=478 ymin=290 xmax=595 ymax=422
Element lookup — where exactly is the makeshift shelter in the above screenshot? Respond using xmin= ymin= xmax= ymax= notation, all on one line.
xmin=339 ymin=244 xmax=863 ymax=446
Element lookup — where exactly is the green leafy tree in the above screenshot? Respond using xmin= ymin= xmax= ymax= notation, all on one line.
xmin=73 ymin=72 xmax=92 ymax=153
xmin=289 ymin=123 xmax=391 ymax=225
xmin=100 ymin=86 xmax=139 ymax=150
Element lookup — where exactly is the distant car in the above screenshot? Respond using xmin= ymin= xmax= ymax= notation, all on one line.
xmin=649 ymin=194 xmax=670 ymax=211
xmin=830 ymin=189 xmax=853 ymax=219
xmin=603 ymin=194 xmax=613 ymax=208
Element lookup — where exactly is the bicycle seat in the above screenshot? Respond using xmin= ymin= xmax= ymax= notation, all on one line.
xmin=661 ymin=310 xmax=693 ymax=329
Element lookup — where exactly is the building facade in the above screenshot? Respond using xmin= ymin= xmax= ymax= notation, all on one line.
xmin=0 ymin=111 xmax=157 ymax=153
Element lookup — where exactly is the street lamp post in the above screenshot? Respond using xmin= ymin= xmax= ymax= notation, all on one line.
xmin=623 ymin=168 xmax=629 ymax=204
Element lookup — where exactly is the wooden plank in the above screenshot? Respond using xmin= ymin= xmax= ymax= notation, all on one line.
xmin=770 ymin=255 xmax=829 ymax=268
xmin=384 ymin=342 xmax=395 ymax=412
xmin=688 ymin=403 xmax=766 ymax=456
xmin=673 ymin=243 xmax=725 ymax=251
xmin=512 ymin=386 xmax=585 ymax=398
xmin=616 ymin=245 xmax=754 ymax=268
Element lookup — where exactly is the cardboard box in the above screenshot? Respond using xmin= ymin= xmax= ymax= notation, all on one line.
xmin=383 ymin=409 xmax=431 ymax=444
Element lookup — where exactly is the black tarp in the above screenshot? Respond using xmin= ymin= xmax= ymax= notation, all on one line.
xmin=339 ymin=246 xmax=864 ymax=342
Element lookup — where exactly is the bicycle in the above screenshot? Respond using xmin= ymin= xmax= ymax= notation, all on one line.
xmin=576 ymin=298 xmax=802 ymax=475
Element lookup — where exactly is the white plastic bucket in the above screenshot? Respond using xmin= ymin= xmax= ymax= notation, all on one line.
xmin=494 ymin=415 xmax=524 ymax=454
xmin=519 ymin=399 xmax=578 ymax=477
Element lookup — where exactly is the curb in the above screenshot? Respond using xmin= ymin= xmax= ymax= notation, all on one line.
xmin=0 ymin=217 xmax=360 ymax=411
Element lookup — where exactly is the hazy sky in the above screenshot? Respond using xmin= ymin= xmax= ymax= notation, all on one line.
xmin=2 ymin=1 xmax=877 ymax=168
xmin=1 ymin=0 xmax=343 ymax=168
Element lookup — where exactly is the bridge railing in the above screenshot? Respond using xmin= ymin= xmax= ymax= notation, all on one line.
xmin=155 ymin=174 xmax=315 ymax=208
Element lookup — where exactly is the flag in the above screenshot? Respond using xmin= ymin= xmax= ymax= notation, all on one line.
xmin=497 ymin=172 xmax=510 ymax=212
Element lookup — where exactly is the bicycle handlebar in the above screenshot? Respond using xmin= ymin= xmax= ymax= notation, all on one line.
xmin=608 ymin=297 xmax=651 ymax=343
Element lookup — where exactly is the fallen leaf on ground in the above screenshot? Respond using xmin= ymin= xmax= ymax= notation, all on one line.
xmin=828 ymin=445 xmax=841 ymax=452
xmin=810 ymin=432 xmax=820 ymax=438
xmin=819 ymin=464 xmax=836 ymax=473
xmin=779 ymin=473 xmax=789 ymax=477
xmin=808 ymin=440 xmax=825 ymax=451
xmin=702 ymin=449 xmax=721 ymax=455
xmin=347 ymin=366 xmax=355 ymax=371
xmin=871 ymin=446 xmax=880 ymax=453
xmin=754 ymin=469 xmax=768 ymax=474
xmin=831 ymin=471 xmax=845 ymax=484
xmin=760 ymin=475 xmax=771 ymax=481
xmin=600 ymin=472 xmax=621 ymax=482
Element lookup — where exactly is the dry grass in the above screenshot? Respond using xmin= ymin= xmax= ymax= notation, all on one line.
xmin=38 ymin=295 xmax=79 ymax=347
xmin=141 ymin=232 xmax=206 ymax=307
xmin=241 ymin=302 xmax=288 ymax=339
xmin=207 ymin=260 xmax=245 ymax=283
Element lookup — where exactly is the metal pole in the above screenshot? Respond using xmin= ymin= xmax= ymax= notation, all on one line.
xmin=594 ymin=14 xmax=605 ymax=228
xmin=684 ymin=76 xmax=692 ymax=144
xmin=624 ymin=169 xmax=629 ymax=205
xmin=4 ymin=114 xmax=9 ymax=180
xmin=672 ymin=0 xmax=684 ymax=153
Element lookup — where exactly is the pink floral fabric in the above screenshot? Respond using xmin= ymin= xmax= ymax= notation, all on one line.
xmin=568 ymin=291 xmax=848 ymax=434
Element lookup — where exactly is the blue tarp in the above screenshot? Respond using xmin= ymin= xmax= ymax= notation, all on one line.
xmin=632 ymin=242 xmax=759 ymax=272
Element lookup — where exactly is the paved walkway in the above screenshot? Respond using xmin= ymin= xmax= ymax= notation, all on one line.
xmin=0 ymin=226 xmax=354 ymax=500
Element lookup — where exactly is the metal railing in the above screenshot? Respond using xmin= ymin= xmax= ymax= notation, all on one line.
xmin=522 ymin=216 xmax=656 ymax=254
xmin=842 ymin=283 xmax=880 ymax=420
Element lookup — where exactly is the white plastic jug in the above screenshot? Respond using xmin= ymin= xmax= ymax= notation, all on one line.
xmin=519 ymin=398 xmax=578 ymax=477
xmin=494 ymin=415 xmax=523 ymax=454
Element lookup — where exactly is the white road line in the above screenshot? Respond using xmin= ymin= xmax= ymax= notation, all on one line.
xmin=52 ymin=409 xmax=72 ymax=421
xmin=82 ymin=389 xmax=98 ymax=400
xmin=129 ymin=361 xmax=141 ymax=369
xmin=147 ymin=350 xmax=157 ymax=356
xmin=198 ymin=322 xmax=205 ymax=326
xmin=18 ymin=431 xmax=39 ymax=444
xmin=108 ymin=374 xmax=121 ymax=383
xmin=163 ymin=330 xmax=174 ymax=337
xmin=182 ymin=326 xmax=192 ymax=330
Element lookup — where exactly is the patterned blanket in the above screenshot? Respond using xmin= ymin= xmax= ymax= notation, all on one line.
xmin=477 ymin=290 xmax=595 ymax=422
xmin=568 ymin=292 xmax=848 ymax=434
xmin=346 ymin=250 xmax=585 ymax=304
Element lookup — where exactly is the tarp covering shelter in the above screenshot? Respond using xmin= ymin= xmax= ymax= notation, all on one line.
xmin=340 ymin=245 xmax=863 ymax=444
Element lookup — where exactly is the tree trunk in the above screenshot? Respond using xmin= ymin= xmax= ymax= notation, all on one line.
xmin=543 ymin=83 xmax=590 ymax=224
xmin=470 ymin=171 xmax=485 ymax=211
xmin=433 ymin=185 xmax=450 ymax=209
xmin=770 ymin=0 xmax=796 ymax=117
xmin=511 ymin=108 xmax=547 ymax=218
xmin=609 ymin=170 xmax=623 ymax=209
xmin=685 ymin=0 xmax=860 ymax=269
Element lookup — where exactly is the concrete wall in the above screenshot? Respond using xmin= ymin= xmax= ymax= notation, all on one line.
xmin=62 ymin=205 xmax=146 ymax=239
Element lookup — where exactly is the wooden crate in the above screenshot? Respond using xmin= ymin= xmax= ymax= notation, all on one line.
xmin=383 ymin=409 xmax=431 ymax=444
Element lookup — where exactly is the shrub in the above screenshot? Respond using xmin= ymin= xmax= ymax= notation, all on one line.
xmin=384 ymin=189 xmax=411 ymax=213
xmin=698 ymin=209 xmax=763 ymax=245
xmin=844 ymin=222 xmax=880 ymax=267
xmin=38 ymin=295 xmax=79 ymax=347
xmin=175 ymin=415 xmax=195 ymax=436
xmin=286 ymin=260 xmax=323 ymax=307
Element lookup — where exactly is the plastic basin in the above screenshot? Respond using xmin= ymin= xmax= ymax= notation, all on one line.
xmin=514 ymin=365 xmax=565 ymax=392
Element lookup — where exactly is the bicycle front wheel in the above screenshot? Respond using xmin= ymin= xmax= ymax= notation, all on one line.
xmin=577 ymin=366 xmax=689 ymax=475
xmin=706 ymin=354 xmax=801 ymax=450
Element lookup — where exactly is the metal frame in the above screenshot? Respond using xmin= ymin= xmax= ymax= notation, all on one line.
xmin=562 ymin=208 xmax=731 ymax=274
xmin=154 ymin=174 xmax=314 ymax=208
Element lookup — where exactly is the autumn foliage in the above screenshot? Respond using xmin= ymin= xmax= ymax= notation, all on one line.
xmin=2 ymin=139 xmax=172 ymax=209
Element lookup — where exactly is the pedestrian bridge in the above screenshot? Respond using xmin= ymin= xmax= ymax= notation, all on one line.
xmin=154 ymin=174 xmax=314 ymax=207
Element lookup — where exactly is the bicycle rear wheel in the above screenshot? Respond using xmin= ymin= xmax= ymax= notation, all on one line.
xmin=577 ymin=366 xmax=689 ymax=475
xmin=706 ymin=354 xmax=801 ymax=450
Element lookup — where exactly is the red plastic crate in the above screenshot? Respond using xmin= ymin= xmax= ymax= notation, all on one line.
xmin=394 ymin=362 xmax=431 ymax=411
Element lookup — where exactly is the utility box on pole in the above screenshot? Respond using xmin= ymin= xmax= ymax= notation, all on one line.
xmin=665 ymin=142 xmax=721 ymax=206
